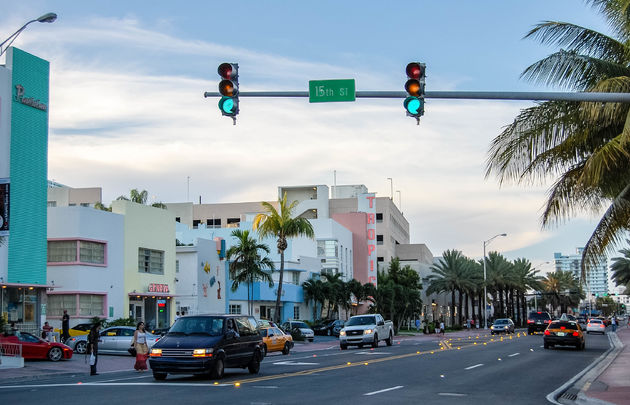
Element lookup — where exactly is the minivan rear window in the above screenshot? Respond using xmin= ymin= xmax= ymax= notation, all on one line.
xmin=169 ymin=316 xmax=224 ymax=336
xmin=528 ymin=312 xmax=551 ymax=321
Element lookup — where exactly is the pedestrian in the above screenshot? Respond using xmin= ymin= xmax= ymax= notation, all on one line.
xmin=175 ymin=311 xmax=180 ymax=321
xmin=9 ymin=321 xmax=18 ymax=335
xmin=440 ymin=320 xmax=445 ymax=336
xmin=130 ymin=321 xmax=149 ymax=372
xmin=62 ymin=309 xmax=70 ymax=343
xmin=471 ymin=318 xmax=475 ymax=329
xmin=42 ymin=321 xmax=53 ymax=341
xmin=612 ymin=316 xmax=617 ymax=332
xmin=87 ymin=322 xmax=101 ymax=376
xmin=434 ymin=321 xmax=440 ymax=335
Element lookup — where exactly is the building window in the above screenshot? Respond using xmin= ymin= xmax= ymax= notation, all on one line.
xmin=229 ymin=304 xmax=242 ymax=315
xmin=193 ymin=220 xmax=201 ymax=229
xmin=377 ymin=235 xmax=384 ymax=245
xmin=175 ymin=217 xmax=181 ymax=223
xmin=138 ymin=248 xmax=164 ymax=274
xmin=80 ymin=203 xmax=90 ymax=207
xmin=376 ymin=213 xmax=383 ymax=223
xmin=293 ymin=306 xmax=300 ymax=320
xmin=68 ymin=203 xmax=76 ymax=207
xmin=48 ymin=239 xmax=106 ymax=266
xmin=292 ymin=272 xmax=300 ymax=285
xmin=48 ymin=293 xmax=105 ymax=317
xmin=226 ymin=218 xmax=240 ymax=228
xmin=47 ymin=201 xmax=57 ymax=207
xmin=377 ymin=257 xmax=384 ymax=262
xmin=207 ymin=218 xmax=221 ymax=228
xmin=176 ymin=260 xmax=179 ymax=273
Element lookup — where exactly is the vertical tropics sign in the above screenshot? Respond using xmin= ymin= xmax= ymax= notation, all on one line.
xmin=0 ymin=179 xmax=8 ymax=236
xmin=358 ymin=193 xmax=377 ymax=287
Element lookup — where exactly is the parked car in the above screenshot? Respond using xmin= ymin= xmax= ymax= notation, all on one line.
xmin=149 ymin=314 xmax=263 ymax=380
xmin=281 ymin=321 xmax=314 ymax=342
xmin=65 ymin=326 xmax=161 ymax=355
xmin=544 ymin=320 xmax=585 ymax=350
xmin=260 ymin=326 xmax=293 ymax=356
xmin=527 ymin=311 xmax=552 ymax=334
xmin=586 ymin=318 xmax=606 ymax=334
xmin=490 ymin=318 xmax=515 ymax=335
xmin=0 ymin=332 xmax=73 ymax=361
xmin=53 ymin=322 xmax=93 ymax=338
xmin=314 ymin=320 xmax=345 ymax=336
xmin=339 ymin=314 xmax=393 ymax=349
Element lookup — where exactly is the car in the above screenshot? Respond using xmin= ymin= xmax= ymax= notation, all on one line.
xmin=544 ymin=320 xmax=585 ymax=350
xmin=527 ymin=311 xmax=552 ymax=334
xmin=281 ymin=321 xmax=314 ymax=342
xmin=586 ymin=318 xmax=606 ymax=334
xmin=0 ymin=332 xmax=73 ymax=361
xmin=490 ymin=318 xmax=515 ymax=334
xmin=149 ymin=314 xmax=263 ymax=380
xmin=256 ymin=319 xmax=277 ymax=328
xmin=65 ymin=326 xmax=161 ymax=355
xmin=260 ymin=326 xmax=293 ymax=356
xmin=53 ymin=322 xmax=93 ymax=339
xmin=313 ymin=320 xmax=345 ymax=336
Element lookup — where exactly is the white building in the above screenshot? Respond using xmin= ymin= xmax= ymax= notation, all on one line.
xmin=554 ymin=248 xmax=609 ymax=296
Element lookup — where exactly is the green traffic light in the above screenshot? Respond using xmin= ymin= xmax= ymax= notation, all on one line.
xmin=219 ymin=96 xmax=237 ymax=116
xmin=404 ymin=96 xmax=423 ymax=115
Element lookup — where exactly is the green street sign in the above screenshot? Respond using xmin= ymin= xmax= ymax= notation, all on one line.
xmin=309 ymin=79 xmax=356 ymax=103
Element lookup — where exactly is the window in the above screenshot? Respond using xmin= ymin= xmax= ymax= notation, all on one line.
xmin=292 ymin=272 xmax=300 ymax=285
xmin=176 ymin=260 xmax=180 ymax=273
xmin=68 ymin=203 xmax=76 ymax=207
xmin=226 ymin=218 xmax=240 ymax=228
xmin=229 ymin=304 xmax=242 ymax=315
xmin=47 ymin=201 xmax=57 ymax=207
xmin=293 ymin=306 xmax=300 ymax=320
xmin=236 ymin=317 xmax=257 ymax=336
xmin=377 ymin=235 xmax=384 ymax=245
xmin=48 ymin=294 xmax=105 ymax=317
xmin=138 ymin=248 xmax=164 ymax=274
xmin=376 ymin=213 xmax=383 ymax=223
xmin=193 ymin=220 xmax=201 ymax=229
xmin=175 ymin=217 xmax=181 ymax=223
xmin=48 ymin=239 xmax=106 ymax=266
xmin=377 ymin=257 xmax=384 ymax=262
xmin=80 ymin=203 xmax=90 ymax=207
xmin=207 ymin=218 xmax=221 ymax=228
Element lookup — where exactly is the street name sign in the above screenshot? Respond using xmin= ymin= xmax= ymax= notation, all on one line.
xmin=309 ymin=79 xmax=356 ymax=103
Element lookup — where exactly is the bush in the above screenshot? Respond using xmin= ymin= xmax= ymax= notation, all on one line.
xmin=105 ymin=317 xmax=137 ymax=327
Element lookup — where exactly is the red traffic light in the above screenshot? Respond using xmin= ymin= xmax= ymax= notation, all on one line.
xmin=406 ymin=62 xmax=425 ymax=80
xmin=218 ymin=63 xmax=238 ymax=80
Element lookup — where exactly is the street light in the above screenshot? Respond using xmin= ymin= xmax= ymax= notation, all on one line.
xmin=483 ymin=233 xmax=507 ymax=329
xmin=387 ymin=178 xmax=393 ymax=200
xmin=0 ymin=12 xmax=57 ymax=58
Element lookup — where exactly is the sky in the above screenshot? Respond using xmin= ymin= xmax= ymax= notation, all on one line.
xmin=0 ymin=1 xmax=621 ymax=274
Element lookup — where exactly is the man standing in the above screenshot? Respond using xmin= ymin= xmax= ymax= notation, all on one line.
xmin=62 ymin=310 xmax=70 ymax=343
xmin=87 ymin=322 xmax=101 ymax=376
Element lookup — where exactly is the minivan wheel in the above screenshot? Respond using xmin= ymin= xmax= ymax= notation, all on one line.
xmin=248 ymin=355 xmax=261 ymax=374
xmin=211 ymin=358 xmax=225 ymax=379
xmin=153 ymin=372 xmax=167 ymax=380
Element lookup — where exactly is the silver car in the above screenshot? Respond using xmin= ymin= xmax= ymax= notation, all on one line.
xmin=65 ymin=326 xmax=160 ymax=355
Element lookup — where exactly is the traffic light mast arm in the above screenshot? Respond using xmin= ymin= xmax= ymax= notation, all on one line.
xmin=204 ymin=91 xmax=630 ymax=103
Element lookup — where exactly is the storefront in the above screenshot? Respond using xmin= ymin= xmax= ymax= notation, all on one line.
xmin=1 ymin=283 xmax=49 ymax=335
xmin=128 ymin=283 xmax=174 ymax=331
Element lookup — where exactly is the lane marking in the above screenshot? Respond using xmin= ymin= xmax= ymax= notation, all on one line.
xmin=438 ymin=393 xmax=466 ymax=397
xmin=364 ymin=385 xmax=403 ymax=396
xmin=508 ymin=353 xmax=520 ymax=357
xmin=272 ymin=361 xmax=319 ymax=365
xmin=465 ymin=364 xmax=484 ymax=370
xmin=355 ymin=351 xmax=390 ymax=355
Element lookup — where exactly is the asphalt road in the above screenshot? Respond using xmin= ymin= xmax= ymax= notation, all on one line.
xmin=0 ymin=330 xmax=611 ymax=405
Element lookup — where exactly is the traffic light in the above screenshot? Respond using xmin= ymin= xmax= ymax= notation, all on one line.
xmin=218 ymin=62 xmax=239 ymax=123
xmin=404 ymin=62 xmax=426 ymax=123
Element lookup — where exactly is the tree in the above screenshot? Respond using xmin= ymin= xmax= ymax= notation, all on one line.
xmin=541 ymin=270 xmax=582 ymax=316
xmin=253 ymin=193 xmax=315 ymax=323
xmin=302 ymin=278 xmax=326 ymax=320
xmin=427 ymin=250 xmax=471 ymax=326
xmin=224 ymin=229 xmax=274 ymax=316
xmin=116 ymin=188 xmax=166 ymax=209
xmin=94 ymin=202 xmax=111 ymax=212
xmin=485 ymin=0 xmax=630 ymax=279
xmin=611 ymin=241 xmax=630 ymax=294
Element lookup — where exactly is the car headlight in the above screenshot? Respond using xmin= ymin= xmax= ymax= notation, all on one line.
xmin=504 ymin=326 xmax=508 ymax=329
xmin=339 ymin=330 xmax=346 ymax=336
xmin=150 ymin=348 xmax=162 ymax=357
xmin=364 ymin=329 xmax=373 ymax=335
xmin=490 ymin=326 xmax=494 ymax=329
xmin=193 ymin=348 xmax=213 ymax=357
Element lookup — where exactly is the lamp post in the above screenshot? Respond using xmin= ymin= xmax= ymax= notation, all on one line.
xmin=387 ymin=178 xmax=393 ymax=200
xmin=483 ymin=233 xmax=507 ymax=329
xmin=0 ymin=13 xmax=57 ymax=58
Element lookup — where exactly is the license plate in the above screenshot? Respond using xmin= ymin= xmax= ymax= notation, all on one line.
xmin=557 ymin=332 xmax=565 ymax=336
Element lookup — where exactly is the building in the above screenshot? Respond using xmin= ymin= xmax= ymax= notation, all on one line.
xmin=0 ymin=48 xmax=51 ymax=334
xmin=554 ymin=248 xmax=609 ymax=297
xmin=47 ymin=182 xmax=102 ymax=208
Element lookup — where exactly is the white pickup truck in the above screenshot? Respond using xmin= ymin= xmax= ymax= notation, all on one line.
xmin=339 ymin=314 xmax=394 ymax=349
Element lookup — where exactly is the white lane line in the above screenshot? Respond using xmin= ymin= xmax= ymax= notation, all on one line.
xmin=252 ymin=386 xmax=279 ymax=389
xmin=508 ymin=353 xmax=520 ymax=357
xmin=364 ymin=385 xmax=403 ymax=396
xmin=0 ymin=382 xmax=231 ymax=388
xmin=355 ymin=351 xmax=391 ymax=355
xmin=464 ymin=364 xmax=484 ymax=370
xmin=438 ymin=393 xmax=466 ymax=397
xmin=272 ymin=361 xmax=319 ymax=365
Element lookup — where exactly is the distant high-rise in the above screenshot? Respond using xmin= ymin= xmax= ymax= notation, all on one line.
xmin=554 ymin=248 xmax=608 ymax=296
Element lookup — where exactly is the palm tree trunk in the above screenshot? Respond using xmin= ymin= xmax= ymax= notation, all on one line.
xmin=457 ymin=289 xmax=463 ymax=326
xmin=478 ymin=292 xmax=483 ymax=324
xmin=451 ymin=290 xmax=456 ymax=327
xmin=499 ymin=289 xmax=505 ymax=318
xmin=465 ymin=292 xmax=470 ymax=324
xmin=274 ymin=250 xmax=285 ymax=323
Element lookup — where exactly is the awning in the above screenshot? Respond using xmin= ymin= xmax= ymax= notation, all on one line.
xmin=1 ymin=282 xmax=56 ymax=289
xmin=127 ymin=292 xmax=179 ymax=298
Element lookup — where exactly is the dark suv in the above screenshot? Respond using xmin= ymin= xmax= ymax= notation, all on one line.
xmin=149 ymin=314 xmax=263 ymax=380
xmin=527 ymin=311 xmax=552 ymax=334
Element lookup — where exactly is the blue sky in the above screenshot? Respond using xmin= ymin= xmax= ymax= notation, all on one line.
xmin=1 ymin=1 xmax=619 ymax=273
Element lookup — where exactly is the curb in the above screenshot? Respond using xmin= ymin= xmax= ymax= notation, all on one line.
xmin=546 ymin=332 xmax=622 ymax=405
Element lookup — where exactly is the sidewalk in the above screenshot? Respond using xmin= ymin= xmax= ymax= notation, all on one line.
xmin=579 ymin=326 xmax=630 ymax=405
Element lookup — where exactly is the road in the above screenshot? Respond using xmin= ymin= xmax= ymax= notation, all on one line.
xmin=0 ymin=330 xmax=611 ymax=405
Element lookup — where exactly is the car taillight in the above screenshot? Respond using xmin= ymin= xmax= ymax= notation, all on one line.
xmin=600 ymin=324 xmax=605 ymax=328
xmin=545 ymin=320 xmax=552 ymax=323
xmin=527 ymin=320 xmax=534 ymax=324
xmin=544 ymin=330 xmax=550 ymax=335
xmin=572 ymin=332 xmax=579 ymax=337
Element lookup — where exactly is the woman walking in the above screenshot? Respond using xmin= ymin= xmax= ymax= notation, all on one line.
xmin=130 ymin=321 xmax=149 ymax=372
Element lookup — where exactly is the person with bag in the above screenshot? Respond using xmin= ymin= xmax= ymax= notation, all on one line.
xmin=87 ymin=322 xmax=101 ymax=376
xmin=130 ymin=321 xmax=149 ymax=372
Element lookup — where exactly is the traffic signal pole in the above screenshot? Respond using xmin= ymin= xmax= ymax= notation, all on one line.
xmin=204 ymin=90 xmax=630 ymax=103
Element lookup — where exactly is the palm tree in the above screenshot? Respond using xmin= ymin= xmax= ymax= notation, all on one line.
xmin=302 ymin=278 xmax=326 ymax=320
xmin=541 ymin=270 xmax=581 ymax=316
xmin=427 ymin=250 xmax=470 ymax=326
xmin=485 ymin=0 xmax=630 ymax=279
xmin=512 ymin=258 xmax=543 ymax=325
xmin=484 ymin=252 xmax=512 ymax=319
xmin=224 ymin=229 xmax=274 ymax=316
xmin=611 ymin=241 xmax=630 ymax=294
xmin=253 ymin=193 xmax=315 ymax=323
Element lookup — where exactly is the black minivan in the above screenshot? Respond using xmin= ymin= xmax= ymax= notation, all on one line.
xmin=149 ymin=314 xmax=263 ymax=380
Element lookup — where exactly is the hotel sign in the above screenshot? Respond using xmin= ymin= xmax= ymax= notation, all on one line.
xmin=148 ymin=283 xmax=170 ymax=293
xmin=14 ymin=84 xmax=48 ymax=111
xmin=358 ymin=193 xmax=377 ymax=287
xmin=0 ymin=180 xmax=8 ymax=236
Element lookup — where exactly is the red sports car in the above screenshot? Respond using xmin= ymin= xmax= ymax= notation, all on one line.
xmin=0 ymin=332 xmax=73 ymax=361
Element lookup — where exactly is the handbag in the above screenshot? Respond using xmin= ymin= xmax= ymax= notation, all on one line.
xmin=89 ymin=353 xmax=96 ymax=366
xmin=128 ymin=346 xmax=137 ymax=357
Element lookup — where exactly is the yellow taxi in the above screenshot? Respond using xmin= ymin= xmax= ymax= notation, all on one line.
xmin=260 ymin=326 xmax=294 ymax=356
xmin=54 ymin=323 xmax=93 ymax=338
xmin=543 ymin=320 xmax=585 ymax=350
